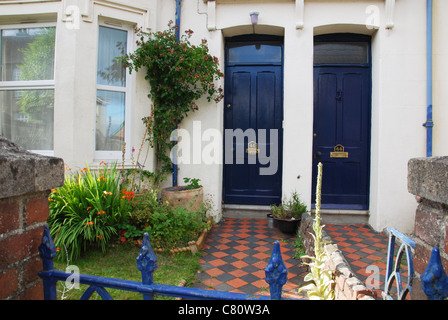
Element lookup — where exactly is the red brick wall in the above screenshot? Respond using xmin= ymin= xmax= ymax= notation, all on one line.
xmin=0 ymin=136 xmax=64 ymax=300
xmin=414 ymin=201 xmax=448 ymax=273
xmin=0 ymin=192 xmax=51 ymax=300
xmin=410 ymin=199 xmax=448 ymax=299
xmin=408 ymin=157 xmax=448 ymax=300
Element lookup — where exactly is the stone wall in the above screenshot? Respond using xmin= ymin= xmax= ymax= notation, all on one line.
xmin=408 ymin=156 xmax=448 ymax=300
xmin=0 ymin=137 xmax=64 ymax=300
xmin=299 ymin=212 xmax=376 ymax=300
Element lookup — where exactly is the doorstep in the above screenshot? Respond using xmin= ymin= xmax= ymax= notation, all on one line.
xmin=223 ymin=205 xmax=369 ymax=225
xmin=311 ymin=209 xmax=370 ymax=225
xmin=222 ymin=204 xmax=271 ymax=219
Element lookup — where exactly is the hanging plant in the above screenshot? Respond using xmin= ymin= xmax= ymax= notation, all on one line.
xmin=121 ymin=21 xmax=224 ymax=181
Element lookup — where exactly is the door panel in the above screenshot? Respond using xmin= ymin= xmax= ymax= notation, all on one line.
xmin=312 ymin=67 xmax=371 ymax=209
xmin=223 ymin=66 xmax=283 ymax=205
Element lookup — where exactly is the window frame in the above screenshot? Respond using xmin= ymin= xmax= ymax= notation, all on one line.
xmin=313 ymin=33 xmax=372 ymax=68
xmin=94 ymin=21 xmax=133 ymax=161
xmin=0 ymin=22 xmax=56 ymax=156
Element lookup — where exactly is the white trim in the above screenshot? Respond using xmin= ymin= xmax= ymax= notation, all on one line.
xmin=385 ymin=0 xmax=395 ymax=29
xmin=0 ymin=80 xmax=54 ymax=89
xmin=79 ymin=0 xmax=152 ymax=31
xmin=96 ymin=84 xmax=126 ymax=92
xmin=207 ymin=0 xmax=216 ymax=31
xmin=0 ymin=1 xmax=60 ymax=6
xmin=94 ymin=150 xmax=123 ymax=160
xmin=295 ymin=0 xmax=304 ymax=29
xmin=0 ymin=22 xmax=56 ymax=153
xmin=0 ymin=21 xmax=56 ymax=30
xmin=93 ymin=21 xmax=133 ymax=161
xmin=29 ymin=150 xmax=55 ymax=157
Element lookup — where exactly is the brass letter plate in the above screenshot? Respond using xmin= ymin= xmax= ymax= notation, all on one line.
xmin=330 ymin=144 xmax=348 ymax=158
xmin=246 ymin=141 xmax=259 ymax=155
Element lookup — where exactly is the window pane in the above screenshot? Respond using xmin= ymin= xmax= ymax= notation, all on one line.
xmin=96 ymin=90 xmax=125 ymax=151
xmin=97 ymin=26 xmax=127 ymax=87
xmin=0 ymin=27 xmax=55 ymax=81
xmin=0 ymin=89 xmax=54 ymax=150
xmin=314 ymin=42 xmax=368 ymax=64
xmin=227 ymin=42 xmax=282 ymax=64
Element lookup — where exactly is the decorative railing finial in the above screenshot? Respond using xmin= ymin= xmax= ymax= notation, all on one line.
xmin=137 ymin=233 xmax=158 ymax=286
xmin=265 ymin=240 xmax=288 ymax=300
xmin=421 ymin=247 xmax=448 ymax=300
xmin=39 ymin=224 xmax=56 ymax=272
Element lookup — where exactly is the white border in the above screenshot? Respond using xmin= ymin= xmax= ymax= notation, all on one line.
xmin=0 ymin=22 xmax=56 ymax=156
xmin=93 ymin=20 xmax=133 ymax=161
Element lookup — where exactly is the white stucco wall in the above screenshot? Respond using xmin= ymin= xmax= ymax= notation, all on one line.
xmin=433 ymin=0 xmax=448 ymax=157
xmin=176 ymin=0 xmax=429 ymax=232
xmin=0 ymin=0 xmax=159 ymax=172
xmin=1 ymin=0 xmax=442 ymax=232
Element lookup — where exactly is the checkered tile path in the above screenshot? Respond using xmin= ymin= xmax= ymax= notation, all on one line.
xmin=192 ymin=218 xmax=406 ymax=300
xmin=325 ymin=224 xmax=390 ymax=298
xmin=191 ymin=218 xmax=308 ymax=298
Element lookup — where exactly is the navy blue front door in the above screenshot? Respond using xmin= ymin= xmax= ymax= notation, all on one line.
xmin=223 ymin=37 xmax=283 ymax=205
xmin=312 ymin=66 xmax=371 ymax=209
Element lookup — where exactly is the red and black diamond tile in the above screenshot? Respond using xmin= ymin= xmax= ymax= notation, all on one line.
xmin=325 ymin=224 xmax=410 ymax=298
xmin=191 ymin=218 xmax=308 ymax=298
xmin=192 ymin=218 xmax=405 ymax=299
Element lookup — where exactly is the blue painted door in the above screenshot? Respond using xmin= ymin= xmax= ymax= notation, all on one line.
xmin=223 ymin=38 xmax=283 ymax=205
xmin=312 ymin=66 xmax=371 ymax=209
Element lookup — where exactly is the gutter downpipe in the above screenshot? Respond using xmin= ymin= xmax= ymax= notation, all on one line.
xmin=423 ymin=0 xmax=434 ymax=157
xmin=172 ymin=0 xmax=182 ymax=186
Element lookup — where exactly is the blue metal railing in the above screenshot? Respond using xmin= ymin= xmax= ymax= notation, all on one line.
xmin=383 ymin=227 xmax=448 ymax=300
xmin=38 ymin=225 xmax=297 ymax=300
xmin=382 ymin=228 xmax=416 ymax=300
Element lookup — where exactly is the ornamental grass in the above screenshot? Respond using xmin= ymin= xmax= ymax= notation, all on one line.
xmin=48 ymin=162 xmax=134 ymax=262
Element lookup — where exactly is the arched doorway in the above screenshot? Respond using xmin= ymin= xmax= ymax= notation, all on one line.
xmin=222 ymin=35 xmax=284 ymax=205
xmin=312 ymin=33 xmax=372 ymax=210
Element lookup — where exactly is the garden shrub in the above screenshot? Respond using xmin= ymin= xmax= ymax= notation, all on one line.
xmin=120 ymin=189 xmax=210 ymax=249
xmin=48 ymin=162 xmax=134 ymax=262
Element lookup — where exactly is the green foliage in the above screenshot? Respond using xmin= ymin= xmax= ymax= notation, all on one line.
xmin=147 ymin=205 xmax=209 ymax=249
xmin=299 ymin=163 xmax=335 ymax=300
xmin=118 ymin=223 xmax=146 ymax=240
xmin=120 ymin=167 xmax=158 ymax=193
xmin=292 ymin=233 xmax=306 ymax=259
xmin=270 ymin=204 xmax=289 ymax=220
xmin=121 ymin=21 xmax=224 ymax=179
xmin=47 ymin=162 xmax=134 ymax=262
xmin=125 ymin=189 xmax=210 ymax=249
xmin=54 ymin=243 xmax=202 ymax=300
xmin=183 ymin=177 xmax=202 ymax=190
xmin=270 ymin=191 xmax=307 ymax=220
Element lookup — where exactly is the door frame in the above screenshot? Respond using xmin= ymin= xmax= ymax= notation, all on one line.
xmin=312 ymin=33 xmax=372 ymax=210
xmin=222 ymin=34 xmax=284 ymax=205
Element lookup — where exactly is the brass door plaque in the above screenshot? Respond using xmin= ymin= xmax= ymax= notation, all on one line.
xmin=246 ymin=141 xmax=259 ymax=155
xmin=330 ymin=144 xmax=348 ymax=158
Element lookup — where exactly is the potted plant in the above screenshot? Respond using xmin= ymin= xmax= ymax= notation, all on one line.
xmin=270 ymin=191 xmax=307 ymax=234
xmin=161 ymin=177 xmax=203 ymax=211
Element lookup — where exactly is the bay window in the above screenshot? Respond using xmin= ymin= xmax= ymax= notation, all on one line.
xmin=0 ymin=25 xmax=55 ymax=154
xmin=95 ymin=24 xmax=131 ymax=159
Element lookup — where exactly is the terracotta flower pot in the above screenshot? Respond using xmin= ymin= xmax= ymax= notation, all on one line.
xmin=161 ymin=186 xmax=203 ymax=211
